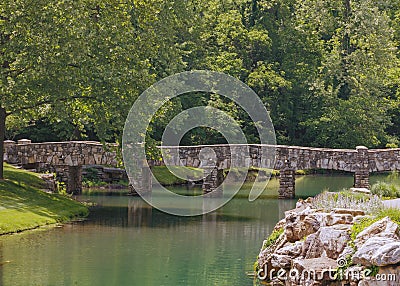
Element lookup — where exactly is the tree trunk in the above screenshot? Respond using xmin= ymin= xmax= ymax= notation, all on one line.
xmin=0 ymin=107 xmax=6 ymax=180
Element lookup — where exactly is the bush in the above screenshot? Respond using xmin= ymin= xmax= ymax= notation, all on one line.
xmin=371 ymin=181 xmax=400 ymax=198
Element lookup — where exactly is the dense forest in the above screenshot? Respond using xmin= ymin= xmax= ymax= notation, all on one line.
xmin=2 ymin=0 xmax=400 ymax=152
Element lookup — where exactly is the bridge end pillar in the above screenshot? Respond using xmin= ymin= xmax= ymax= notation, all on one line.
xmin=278 ymin=164 xmax=295 ymax=199
xmin=128 ymin=166 xmax=152 ymax=195
xmin=202 ymin=167 xmax=223 ymax=195
xmin=67 ymin=166 xmax=82 ymax=195
xmin=354 ymin=146 xmax=370 ymax=189
xmin=4 ymin=140 xmax=17 ymax=164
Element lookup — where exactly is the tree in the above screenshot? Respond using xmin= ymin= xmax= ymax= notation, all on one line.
xmin=1 ymin=0 xmax=203 ymax=178
xmin=296 ymin=0 xmax=399 ymax=148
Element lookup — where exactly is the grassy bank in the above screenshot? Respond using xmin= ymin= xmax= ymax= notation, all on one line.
xmin=0 ymin=164 xmax=88 ymax=235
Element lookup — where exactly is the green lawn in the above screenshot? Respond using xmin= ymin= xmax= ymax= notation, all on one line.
xmin=0 ymin=164 xmax=88 ymax=235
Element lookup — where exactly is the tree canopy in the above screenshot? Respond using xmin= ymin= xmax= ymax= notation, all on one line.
xmin=2 ymin=0 xmax=400 ymax=178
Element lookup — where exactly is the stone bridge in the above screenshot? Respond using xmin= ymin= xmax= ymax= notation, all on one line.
xmin=4 ymin=139 xmax=118 ymax=193
xmin=154 ymin=144 xmax=400 ymax=198
xmin=4 ymin=139 xmax=400 ymax=198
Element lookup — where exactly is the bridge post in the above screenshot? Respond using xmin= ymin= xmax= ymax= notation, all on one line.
xmin=128 ymin=164 xmax=152 ymax=195
xmin=3 ymin=140 xmax=17 ymax=164
xmin=202 ymin=167 xmax=223 ymax=194
xmin=67 ymin=166 xmax=82 ymax=194
xmin=354 ymin=146 xmax=370 ymax=189
xmin=278 ymin=162 xmax=295 ymax=199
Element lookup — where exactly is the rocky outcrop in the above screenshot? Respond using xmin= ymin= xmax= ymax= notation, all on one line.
xmin=257 ymin=198 xmax=400 ymax=286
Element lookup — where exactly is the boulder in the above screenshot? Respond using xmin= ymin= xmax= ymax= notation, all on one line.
xmin=290 ymin=257 xmax=338 ymax=285
xmin=271 ymin=254 xmax=292 ymax=269
xmin=355 ymin=217 xmax=399 ymax=246
xmin=285 ymin=209 xmax=320 ymax=242
xmin=352 ymin=237 xmax=398 ymax=266
xmin=333 ymin=208 xmax=366 ymax=216
xmin=318 ymin=225 xmax=351 ymax=259
xmin=276 ymin=241 xmax=303 ymax=257
xmin=301 ymin=233 xmax=323 ymax=259
xmin=370 ymin=241 xmax=400 ymax=266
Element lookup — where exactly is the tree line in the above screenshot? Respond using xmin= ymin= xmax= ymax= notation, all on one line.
xmin=2 ymin=0 xmax=400 ymax=177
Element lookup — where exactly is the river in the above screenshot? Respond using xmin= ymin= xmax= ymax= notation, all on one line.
xmin=0 ymin=174 xmax=396 ymax=286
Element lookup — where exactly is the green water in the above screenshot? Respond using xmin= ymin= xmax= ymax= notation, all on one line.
xmin=0 ymin=174 xmax=395 ymax=286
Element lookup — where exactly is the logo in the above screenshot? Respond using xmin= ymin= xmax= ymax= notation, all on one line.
xmin=122 ymin=70 xmax=276 ymax=216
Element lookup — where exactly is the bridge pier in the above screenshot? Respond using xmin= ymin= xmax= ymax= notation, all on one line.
xmin=354 ymin=146 xmax=370 ymax=189
xmin=202 ymin=167 xmax=224 ymax=194
xmin=67 ymin=166 xmax=83 ymax=194
xmin=278 ymin=164 xmax=295 ymax=199
xmin=129 ymin=167 xmax=152 ymax=195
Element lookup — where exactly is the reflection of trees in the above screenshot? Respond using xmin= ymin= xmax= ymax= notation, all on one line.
xmin=127 ymin=198 xmax=153 ymax=227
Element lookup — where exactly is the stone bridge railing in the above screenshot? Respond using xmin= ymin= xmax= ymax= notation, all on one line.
xmin=4 ymin=140 xmax=400 ymax=198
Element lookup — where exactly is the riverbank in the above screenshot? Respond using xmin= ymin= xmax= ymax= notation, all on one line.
xmin=0 ymin=164 xmax=88 ymax=235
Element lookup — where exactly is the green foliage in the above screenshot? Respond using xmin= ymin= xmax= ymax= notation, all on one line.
xmin=351 ymin=208 xmax=400 ymax=240
xmin=0 ymin=164 xmax=88 ymax=234
xmin=261 ymin=227 xmax=284 ymax=251
xmin=371 ymin=181 xmax=400 ymax=198
xmin=3 ymin=0 xmax=400 ymax=158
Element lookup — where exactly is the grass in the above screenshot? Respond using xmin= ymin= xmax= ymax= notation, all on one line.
xmin=0 ymin=163 xmax=89 ymax=235
xmin=152 ymin=166 xmax=203 ymax=185
xmin=351 ymin=207 xmax=400 ymax=241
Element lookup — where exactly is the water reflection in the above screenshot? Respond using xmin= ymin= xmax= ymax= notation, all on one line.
xmin=0 ymin=174 xmax=396 ymax=286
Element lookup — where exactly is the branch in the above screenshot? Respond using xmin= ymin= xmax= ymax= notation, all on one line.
xmin=9 ymin=95 xmax=102 ymax=115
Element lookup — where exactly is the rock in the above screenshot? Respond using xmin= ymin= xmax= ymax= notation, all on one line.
xmin=324 ymin=213 xmax=354 ymax=226
xmin=370 ymin=241 xmax=400 ymax=266
xmin=333 ymin=208 xmax=366 ymax=216
xmin=352 ymin=237 xmax=398 ymax=266
xmin=350 ymin=187 xmax=371 ymax=194
xmin=301 ymin=233 xmax=323 ymax=259
xmin=271 ymin=254 xmax=292 ymax=269
xmin=258 ymin=231 xmax=287 ymax=277
xmin=355 ymin=217 xmax=399 ymax=246
xmin=318 ymin=225 xmax=351 ymax=259
xmin=274 ymin=218 xmax=286 ymax=232
xmin=276 ymin=241 xmax=303 ymax=257
xmin=285 ymin=209 xmax=320 ymax=242
xmin=290 ymin=257 xmax=338 ymax=285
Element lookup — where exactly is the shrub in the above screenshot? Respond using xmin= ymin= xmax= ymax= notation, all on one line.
xmin=371 ymin=181 xmax=400 ymax=198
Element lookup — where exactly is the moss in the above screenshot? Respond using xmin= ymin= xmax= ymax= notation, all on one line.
xmin=261 ymin=227 xmax=284 ymax=251
xmin=0 ymin=164 xmax=88 ymax=235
